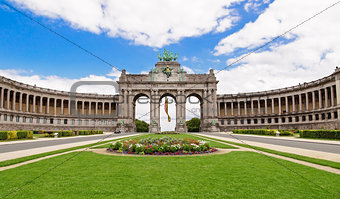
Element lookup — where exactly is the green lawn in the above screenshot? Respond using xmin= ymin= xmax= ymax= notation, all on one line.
xmin=196 ymin=135 xmax=340 ymax=170
xmin=0 ymin=151 xmax=339 ymax=198
xmin=92 ymin=133 xmax=237 ymax=149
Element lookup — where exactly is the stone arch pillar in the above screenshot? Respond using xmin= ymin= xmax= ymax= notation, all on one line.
xmin=149 ymin=89 xmax=160 ymax=133
xmin=174 ymin=90 xmax=186 ymax=133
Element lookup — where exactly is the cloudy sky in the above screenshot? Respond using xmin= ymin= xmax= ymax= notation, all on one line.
xmin=1 ymin=0 xmax=339 ymax=130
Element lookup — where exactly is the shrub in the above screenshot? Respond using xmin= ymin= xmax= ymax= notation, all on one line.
xmin=7 ymin=131 xmax=18 ymax=139
xmin=232 ymin=129 xmax=293 ymax=136
xmin=17 ymin=130 xmax=27 ymax=139
xmin=62 ymin=131 xmax=74 ymax=137
xmin=186 ymin=118 xmax=200 ymax=132
xmin=136 ymin=119 xmax=149 ymax=132
xmin=0 ymin=131 xmax=8 ymax=140
xmin=300 ymin=130 xmax=340 ymax=140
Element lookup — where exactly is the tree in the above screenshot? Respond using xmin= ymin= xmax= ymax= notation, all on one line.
xmin=186 ymin=118 xmax=200 ymax=132
xmin=135 ymin=119 xmax=149 ymax=132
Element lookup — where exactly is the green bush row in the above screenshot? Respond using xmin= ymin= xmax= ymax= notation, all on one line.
xmin=0 ymin=130 xmax=33 ymax=140
xmin=232 ymin=129 xmax=293 ymax=136
xmin=300 ymin=130 xmax=340 ymax=140
xmin=78 ymin=130 xmax=103 ymax=135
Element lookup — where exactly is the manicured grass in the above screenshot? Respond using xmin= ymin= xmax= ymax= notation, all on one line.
xmin=197 ymin=135 xmax=340 ymax=170
xmin=0 ymin=134 xmax=142 ymax=168
xmin=0 ymin=151 xmax=339 ymax=198
xmin=92 ymin=133 xmax=237 ymax=149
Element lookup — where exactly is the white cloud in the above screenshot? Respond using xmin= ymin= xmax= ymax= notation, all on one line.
xmin=182 ymin=66 xmax=194 ymax=74
xmin=244 ymin=0 xmax=265 ymax=13
xmin=106 ymin=67 xmax=122 ymax=80
xmin=214 ymin=0 xmax=340 ymax=94
xmin=10 ymin=0 xmax=242 ymax=48
xmin=192 ymin=56 xmax=199 ymax=62
xmin=140 ymin=70 xmax=149 ymax=75
xmin=182 ymin=56 xmax=188 ymax=61
xmin=0 ymin=69 xmax=120 ymax=94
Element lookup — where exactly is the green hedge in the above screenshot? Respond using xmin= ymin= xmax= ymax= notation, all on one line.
xmin=0 ymin=131 xmax=33 ymax=140
xmin=78 ymin=130 xmax=103 ymax=135
xmin=55 ymin=130 xmax=74 ymax=137
xmin=300 ymin=130 xmax=340 ymax=140
xmin=232 ymin=129 xmax=293 ymax=136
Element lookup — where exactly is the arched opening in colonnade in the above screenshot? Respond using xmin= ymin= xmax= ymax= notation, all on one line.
xmin=186 ymin=94 xmax=202 ymax=132
xmin=133 ymin=94 xmax=150 ymax=132
xmin=159 ymin=94 xmax=176 ymax=132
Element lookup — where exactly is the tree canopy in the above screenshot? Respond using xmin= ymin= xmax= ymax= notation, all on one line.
xmin=136 ymin=119 xmax=149 ymax=132
xmin=186 ymin=118 xmax=200 ymax=132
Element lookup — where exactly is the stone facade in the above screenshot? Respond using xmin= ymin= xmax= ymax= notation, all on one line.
xmin=217 ymin=68 xmax=340 ymax=130
xmin=0 ymin=61 xmax=340 ymax=132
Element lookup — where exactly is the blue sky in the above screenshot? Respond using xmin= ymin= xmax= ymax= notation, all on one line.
xmin=0 ymin=0 xmax=271 ymax=79
xmin=1 ymin=0 xmax=339 ymax=130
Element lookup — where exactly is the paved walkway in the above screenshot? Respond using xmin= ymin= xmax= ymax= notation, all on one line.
xmin=0 ymin=133 xmax=139 ymax=161
xmin=196 ymin=133 xmax=340 ymax=162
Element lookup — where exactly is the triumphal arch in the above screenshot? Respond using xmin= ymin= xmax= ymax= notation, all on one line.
xmin=117 ymin=49 xmax=219 ymax=133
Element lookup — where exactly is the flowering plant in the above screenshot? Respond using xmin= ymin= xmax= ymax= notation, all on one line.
xmin=107 ymin=137 xmax=217 ymax=155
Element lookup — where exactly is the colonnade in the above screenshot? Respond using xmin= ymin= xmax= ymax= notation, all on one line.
xmin=218 ymin=85 xmax=336 ymax=117
xmin=0 ymin=87 xmax=117 ymax=116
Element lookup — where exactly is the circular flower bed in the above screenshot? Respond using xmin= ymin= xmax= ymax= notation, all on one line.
xmin=107 ymin=137 xmax=218 ymax=155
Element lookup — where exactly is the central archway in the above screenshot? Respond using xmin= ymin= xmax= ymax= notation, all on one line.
xmin=159 ymin=93 xmax=176 ymax=132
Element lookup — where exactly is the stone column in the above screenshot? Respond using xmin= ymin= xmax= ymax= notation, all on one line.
xmin=68 ymin=100 xmax=71 ymax=115
xmin=89 ymin=102 xmax=92 ymax=115
xmin=61 ymin=99 xmax=64 ymax=115
xmin=271 ymin=98 xmax=274 ymax=114
xmin=237 ymin=101 xmax=240 ymax=116
xmin=32 ymin=95 xmax=36 ymax=113
xmin=109 ymin=102 xmax=111 ymax=115
xmin=213 ymin=89 xmax=217 ymax=117
xmin=325 ymin=88 xmax=328 ymax=108
xmin=299 ymin=94 xmax=302 ymax=112
xmin=285 ymin=96 xmax=288 ymax=113
xmin=6 ymin=89 xmax=11 ymax=110
xmin=244 ymin=101 xmax=247 ymax=115
xmin=102 ymin=102 xmax=105 ymax=115
xmin=251 ymin=100 xmax=254 ymax=115
xmin=26 ymin=94 xmax=29 ymax=112
xmin=224 ymin=102 xmax=227 ymax=116
xmin=46 ymin=97 xmax=50 ymax=114
xmin=264 ymin=99 xmax=267 ymax=115
xmin=95 ymin=102 xmax=98 ymax=115
xmin=0 ymin=88 xmax=3 ymax=109
xmin=217 ymin=101 xmax=220 ymax=116
xmin=19 ymin=92 xmax=22 ymax=111
xmin=319 ymin=90 xmax=322 ymax=109
xmin=331 ymin=86 xmax=334 ymax=107
xmin=312 ymin=91 xmax=316 ymax=110
xmin=203 ymin=89 xmax=207 ymax=118
xmin=12 ymin=91 xmax=16 ymax=111
xmin=292 ymin=95 xmax=295 ymax=112
xmin=257 ymin=99 xmax=260 ymax=115
xmin=306 ymin=92 xmax=309 ymax=110
xmin=82 ymin=100 xmax=85 ymax=115
xmin=75 ymin=100 xmax=78 ymax=115
xmin=40 ymin=97 xmax=43 ymax=113
xmin=54 ymin=98 xmax=57 ymax=115
xmin=278 ymin=97 xmax=281 ymax=114
xmin=231 ymin=101 xmax=234 ymax=116
xmin=207 ymin=89 xmax=212 ymax=117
